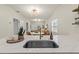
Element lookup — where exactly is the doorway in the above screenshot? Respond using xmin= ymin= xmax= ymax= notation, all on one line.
xmin=13 ymin=18 xmax=20 ymax=35
xmin=26 ymin=22 xmax=28 ymax=32
xmin=52 ymin=19 xmax=58 ymax=34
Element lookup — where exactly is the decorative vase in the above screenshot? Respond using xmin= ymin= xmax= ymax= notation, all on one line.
xmin=50 ymin=32 xmax=53 ymax=40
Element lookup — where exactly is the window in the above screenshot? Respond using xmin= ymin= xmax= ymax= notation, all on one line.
xmin=52 ymin=19 xmax=58 ymax=33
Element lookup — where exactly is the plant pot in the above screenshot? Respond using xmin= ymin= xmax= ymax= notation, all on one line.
xmin=18 ymin=36 xmax=24 ymax=40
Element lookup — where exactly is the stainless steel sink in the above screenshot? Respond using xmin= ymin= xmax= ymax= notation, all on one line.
xmin=23 ymin=40 xmax=59 ymax=48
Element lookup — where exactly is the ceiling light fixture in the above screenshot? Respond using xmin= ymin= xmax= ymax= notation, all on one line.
xmin=31 ymin=8 xmax=40 ymax=16
xmin=27 ymin=6 xmax=41 ymax=16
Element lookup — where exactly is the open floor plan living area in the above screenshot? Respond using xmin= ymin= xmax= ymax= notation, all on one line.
xmin=0 ymin=4 xmax=79 ymax=53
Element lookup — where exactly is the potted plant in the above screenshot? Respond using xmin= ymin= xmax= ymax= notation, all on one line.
xmin=18 ymin=27 xmax=25 ymax=40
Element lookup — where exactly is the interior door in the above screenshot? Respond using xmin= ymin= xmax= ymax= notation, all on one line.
xmin=26 ymin=22 xmax=28 ymax=32
xmin=13 ymin=18 xmax=20 ymax=35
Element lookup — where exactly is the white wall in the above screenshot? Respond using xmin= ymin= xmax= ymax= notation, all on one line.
xmin=0 ymin=5 xmax=27 ymax=38
xmin=48 ymin=4 xmax=79 ymax=35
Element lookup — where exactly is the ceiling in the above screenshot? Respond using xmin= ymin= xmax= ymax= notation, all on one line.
xmin=9 ymin=4 xmax=60 ymax=21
